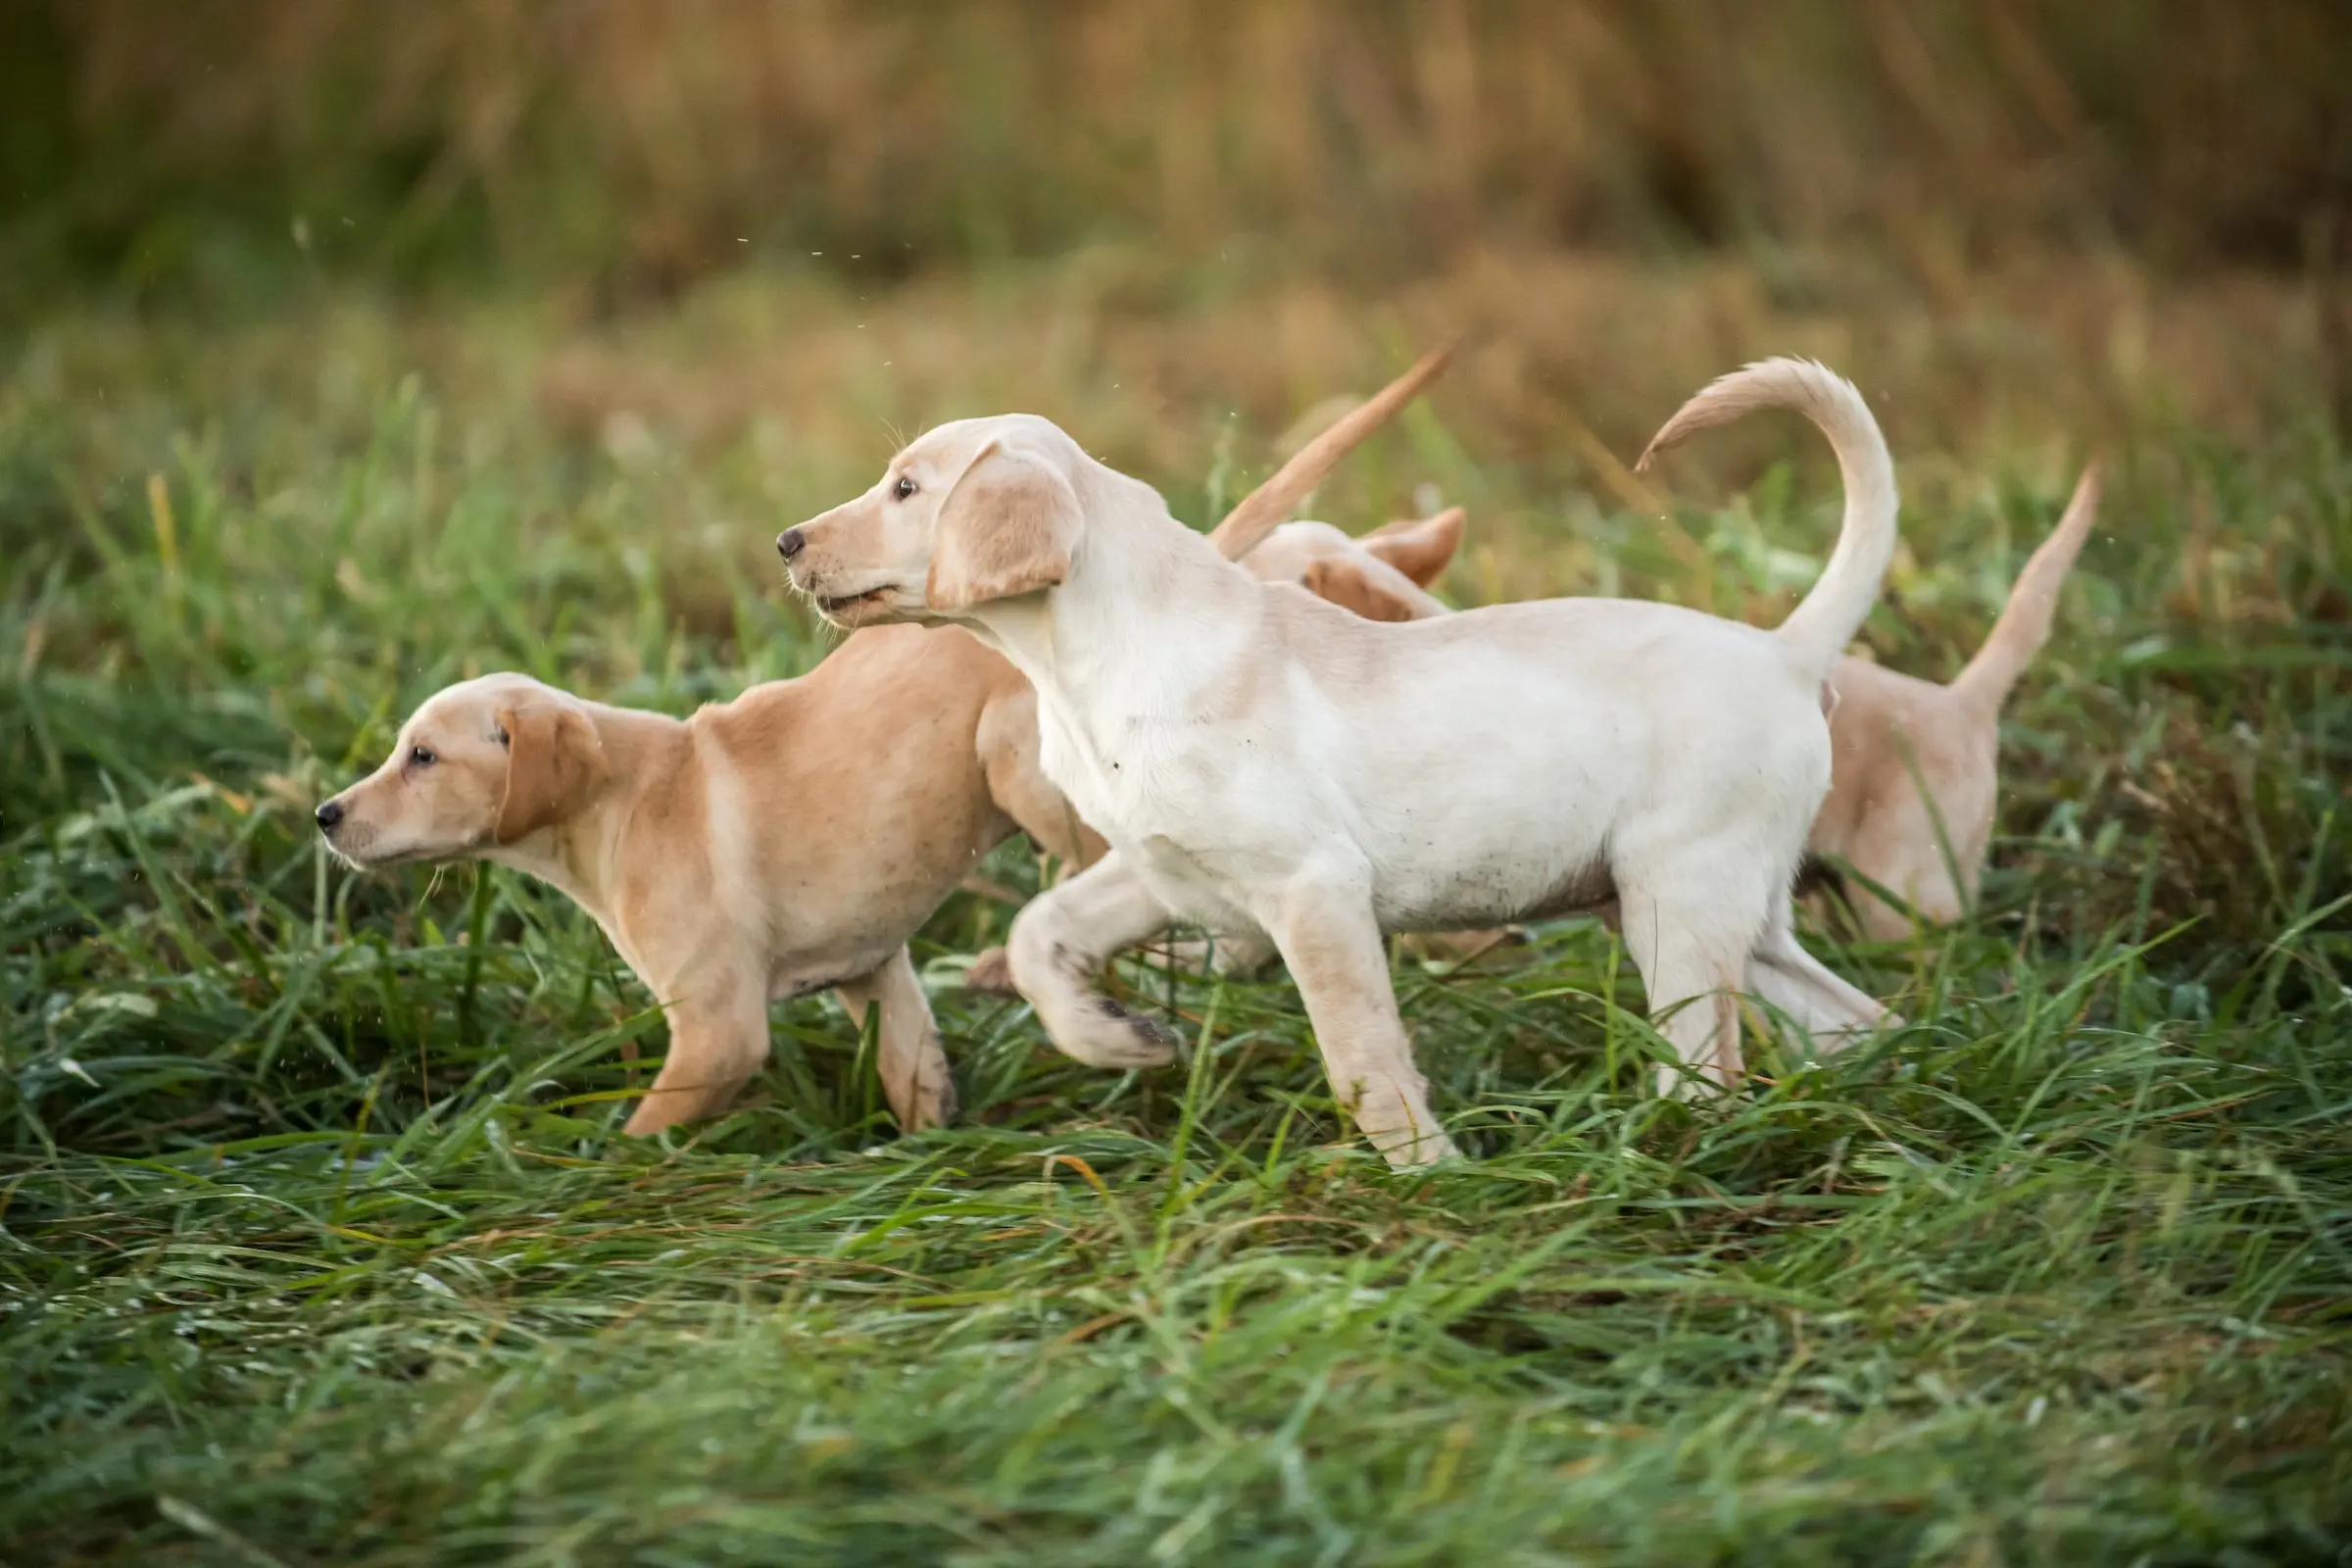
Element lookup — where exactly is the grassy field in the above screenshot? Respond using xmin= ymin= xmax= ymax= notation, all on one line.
xmin=3 ymin=258 xmax=2349 ymax=1564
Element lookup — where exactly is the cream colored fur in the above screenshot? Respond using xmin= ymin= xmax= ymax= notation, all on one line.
xmin=1205 ymin=466 xmax=2105 ymax=947
xmin=781 ymin=357 xmax=1900 ymax=1167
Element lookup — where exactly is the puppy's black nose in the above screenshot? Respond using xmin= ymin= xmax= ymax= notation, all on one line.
xmin=315 ymin=800 xmax=344 ymax=832
xmin=776 ymin=527 xmax=807 ymax=561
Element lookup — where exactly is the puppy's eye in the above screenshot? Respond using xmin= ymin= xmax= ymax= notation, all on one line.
xmin=892 ymin=474 xmax=918 ymax=501
xmin=410 ymin=745 xmax=438 ymax=767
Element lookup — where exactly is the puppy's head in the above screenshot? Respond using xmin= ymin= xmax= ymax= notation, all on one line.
xmin=316 ymin=674 xmax=608 ymax=867
xmin=779 ymin=415 xmax=1089 ymax=627
xmin=1244 ymin=508 xmax=1466 ymax=622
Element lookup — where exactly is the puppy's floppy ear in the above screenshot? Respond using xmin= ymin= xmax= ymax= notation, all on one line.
xmin=493 ymin=705 xmax=607 ymax=844
xmin=1302 ymin=558 xmax=1425 ymax=623
xmin=1362 ymin=507 xmax=1466 ymax=587
xmin=926 ymin=440 xmax=1081 ymax=612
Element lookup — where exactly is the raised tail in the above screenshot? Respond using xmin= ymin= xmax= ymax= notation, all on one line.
xmin=1947 ymin=463 xmax=2102 ymax=714
xmin=1207 ymin=340 xmax=1456 ymax=562
xmin=1636 ymin=359 xmax=1898 ymax=681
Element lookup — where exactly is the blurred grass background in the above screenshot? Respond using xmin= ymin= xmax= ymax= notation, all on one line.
xmin=5 ymin=0 xmax=2347 ymax=490
xmin=4 ymin=5 xmax=2352 ymax=1563
xmin=6 ymin=1 xmax=2350 ymax=301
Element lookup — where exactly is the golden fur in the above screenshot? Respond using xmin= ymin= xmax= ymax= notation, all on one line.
xmin=318 ymin=629 xmax=1086 ymax=1135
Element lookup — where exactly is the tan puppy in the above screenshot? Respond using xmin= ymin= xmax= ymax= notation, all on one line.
xmin=1806 ymin=466 xmax=2102 ymax=937
xmin=318 ymin=353 xmax=1458 ymax=1137
xmin=315 ymin=629 xmax=1079 ymax=1135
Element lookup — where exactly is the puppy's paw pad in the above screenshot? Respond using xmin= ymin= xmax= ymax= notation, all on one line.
xmin=1123 ymin=1014 xmax=1181 ymax=1064
xmin=1059 ymin=1001 xmax=1179 ymax=1069
xmin=1101 ymin=1005 xmax=1176 ymax=1067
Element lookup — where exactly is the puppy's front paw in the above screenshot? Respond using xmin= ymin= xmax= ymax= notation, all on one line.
xmin=1054 ymin=997 xmax=1180 ymax=1070
xmin=1006 ymin=930 xmax=1180 ymax=1070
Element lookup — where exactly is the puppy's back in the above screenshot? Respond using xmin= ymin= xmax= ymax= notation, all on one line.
xmin=693 ymin=625 xmax=1022 ymax=951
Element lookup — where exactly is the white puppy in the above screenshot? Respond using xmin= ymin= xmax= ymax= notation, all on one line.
xmin=780 ymin=358 xmax=1896 ymax=1166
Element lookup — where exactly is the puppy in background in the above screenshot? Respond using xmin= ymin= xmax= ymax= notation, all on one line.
xmin=1805 ymin=465 xmax=2101 ymax=937
xmin=1241 ymin=510 xmax=1465 ymax=623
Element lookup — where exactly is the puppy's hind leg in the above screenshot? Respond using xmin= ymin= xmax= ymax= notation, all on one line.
xmin=624 ymin=976 xmax=770 ymax=1137
xmin=1005 ymin=853 xmax=1182 ymax=1069
xmin=1745 ymin=896 xmax=1896 ymax=1054
xmin=1253 ymin=870 xmax=1456 ymax=1168
xmin=1615 ymin=859 xmax=1770 ymax=1101
xmin=835 ymin=945 xmax=956 ymax=1131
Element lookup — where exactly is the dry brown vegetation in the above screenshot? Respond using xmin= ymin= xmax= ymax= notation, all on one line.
xmin=13 ymin=1 xmax=2350 ymax=292
xmin=531 ymin=245 xmax=2344 ymax=490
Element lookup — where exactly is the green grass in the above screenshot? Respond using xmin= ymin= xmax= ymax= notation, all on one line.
xmin=3 ymin=278 xmax=2349 ymax=1565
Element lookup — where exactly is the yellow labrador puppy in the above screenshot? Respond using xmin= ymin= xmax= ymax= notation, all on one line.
xmin=1215 ymin=470 xmax=2104 ymax=947
xmin=958 ymin=508 xmax=1476 ymax=993
xmin=315 ymin=627 xmax=1072 ymax=1136
xmin=778 ymin=357 xmax=1898 ymax=1166
xmin=1808 ymin=465 xmax=2102 ymax=936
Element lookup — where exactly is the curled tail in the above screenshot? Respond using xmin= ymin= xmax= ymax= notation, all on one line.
xmin=1208 ymin=340 xmax=1456 ymax=562
xmin=1636 ymin=359 xmax=1898 ymax=681
xmin=1947 ymin=463 xmax=2102 ymax=714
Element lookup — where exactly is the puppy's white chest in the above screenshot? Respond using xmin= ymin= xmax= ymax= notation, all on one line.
xmin=1034 ymin=704 xmax=1167 ymax=833
xmin=1035 ymin=708 xmax=1258 ymax=929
